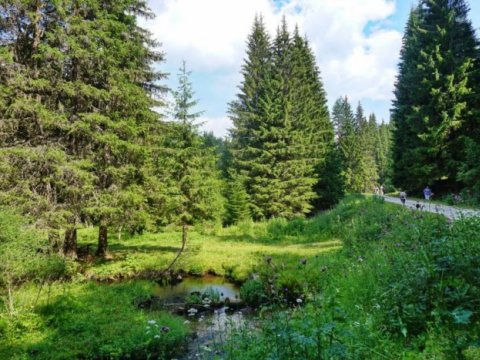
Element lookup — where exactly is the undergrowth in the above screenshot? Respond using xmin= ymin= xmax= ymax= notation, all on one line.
xmin=227 ymin=196 xmax=480 ymax=359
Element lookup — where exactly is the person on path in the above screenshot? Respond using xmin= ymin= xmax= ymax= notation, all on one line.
xmin=399 ymin=191 xmax=407 ymax=205
xmin=423 ymin=186 xmax=432 ymax=201
xmin=380 ymin=185 xmax=385 ymax=196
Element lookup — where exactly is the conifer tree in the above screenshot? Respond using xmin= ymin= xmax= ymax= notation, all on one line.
xmin=150 ymin=62 xmax=223 ymax=246
xmin=224 ymin=175 xmax=251 ymax=225
xmin=355 ymin=104 xmax=379 ymax=192
xmin=0 ymin=1 xmax=166 ymax=258
xmin=332 ymin=97 xmax=364 ymax=192
xmin=291 ymin=29 xmax=336 ymax=209
xmin=229 ymin=15 xmax=274 ymax=219
xmin=230 ymin=18 xmax=335 ymax=218
xmin=392 ymin=1 xmax=480 ymax=193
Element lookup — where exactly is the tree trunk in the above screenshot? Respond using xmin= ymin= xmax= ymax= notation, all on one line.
xmin=63 ymin=228 xmax=77 ymax=259
xmin=96 ymin=225 xmax=108 ymax=258
xmin=182 ymin=224 xmax=187 ymax=250
xmin=161 ymin=224 xmax=188 ymax=276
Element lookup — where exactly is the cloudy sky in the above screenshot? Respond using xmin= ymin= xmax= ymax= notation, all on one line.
xmin=143 ymin=0 xmax=480 ymax=138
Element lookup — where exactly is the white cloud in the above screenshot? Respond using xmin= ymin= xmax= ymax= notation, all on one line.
xmin=145 ymin=0 xmax=404 ymax=136
xmin=199 ymin=116 xmax=233 ymax=138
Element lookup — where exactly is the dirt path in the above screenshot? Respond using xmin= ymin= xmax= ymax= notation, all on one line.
xmin=382 ymin=196 xmax=480 ymax=220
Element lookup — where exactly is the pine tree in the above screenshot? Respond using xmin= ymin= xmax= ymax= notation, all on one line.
xmin=392 ymin=1 xmax=480 ymax=194
xmin=291 ymin=29 xmax=336 ymax=209
xmin=332 ymin=97 xmax=364 ymax=193
xmin=0 ymin=1 xmax=167 ymax=258
xmin=149 ymin=62 xmax=224 ymax=244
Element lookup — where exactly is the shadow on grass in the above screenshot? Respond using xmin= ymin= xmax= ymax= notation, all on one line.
xmin=22 ymin=282 xmax=187 ymax=360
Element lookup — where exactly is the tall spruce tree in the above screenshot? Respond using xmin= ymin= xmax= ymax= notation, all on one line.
xmin=0 ymin=1 xmax=166 ymax=258
xmin=372 ymin=116 xmax=393 ymax=187
xmin=149 ymin=62 xmax=223 ymax=245
xmin=355 ymin=103 xmax=379 ymax=192
xmin=291 ymin=29 xmax=336 ymax=209
xmin=229 ymin=15 xmax=275 ymax=219
xmin=230 ymin=17 xmax=334 ymax=219
xmin=332 ymin=96 xmax=364 ymax=193
xmin=392 ymin=1 xmax=480 ymax=194
xmin=265 ymin=18 xmax=316 ymax=218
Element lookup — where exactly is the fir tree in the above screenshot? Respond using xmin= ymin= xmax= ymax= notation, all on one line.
xmin=0 ymin=1 xmax=166 ymax=258
xmin=149 ymin=62 xmax=224 ymax=245
xmin=230 ymin=18 xmax=334 ymax=218
xmin=332 ymin=96 xmax=363 ymax=193
xmin=392 ymin=1 xmax=480 ymax=193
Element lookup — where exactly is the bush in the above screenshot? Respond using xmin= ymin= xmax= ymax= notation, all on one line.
xmin=240 ymin=280 xmax=265 ymax=307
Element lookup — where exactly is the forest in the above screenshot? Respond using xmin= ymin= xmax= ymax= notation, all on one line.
xmin=1 ymin=0 xmax=480 ymax=359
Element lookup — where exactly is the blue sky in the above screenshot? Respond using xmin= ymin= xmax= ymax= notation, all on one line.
xmin=145 ymin=0 xmax=480 ymax=137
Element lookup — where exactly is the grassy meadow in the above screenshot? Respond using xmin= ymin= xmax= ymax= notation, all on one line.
xmin=2 ymin=196 xmax=480 ymax=359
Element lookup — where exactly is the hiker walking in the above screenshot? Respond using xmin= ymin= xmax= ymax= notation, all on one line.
xmin=399 ymin=191 xmax=407 ymax=205
xmin=380 ymin=184 xmax=385 ymax=196
xmin=423 ymin=186 xmax=432 ymax=201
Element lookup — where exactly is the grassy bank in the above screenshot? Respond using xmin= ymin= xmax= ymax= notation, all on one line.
xmin=1 ymin=199 xmax=345 ymax=360
xmin=4 ymin=195 xmax=479 ymax=359
xmin=222 ymin=196 xmax=480 ymax=359
xmin=77 ymin=220 xmax=342 ymax=282
xmin=0 ymin=281 xmax=188 ymax=359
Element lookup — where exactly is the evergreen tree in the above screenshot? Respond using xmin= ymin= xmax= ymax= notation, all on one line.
xmin=224 ymin=174 xmax=251 ymax=225
xmin=149 ymin=62 xmax=224 ymax=244
xmin=373 ymin=118 xmax=393 ymax=187
xmin=392 ymin=1 xmax=480 ymax=194
xmin=229 ymin=15 xmax=273 ymax=219
xmin=355 ymin=104 xmax=379 ymax=192
xmin=0 ymin=1 xmax=166 ymax=258
xmin=291 ymin=29 xmax=336 ymax=209
xmin=230 ymin=18 xmax=334 ymax=218
xmin=332 ymin=97 xmax=363 ymax=193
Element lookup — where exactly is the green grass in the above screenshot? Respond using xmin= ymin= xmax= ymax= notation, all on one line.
xmin=5 ymin=195 xmax=478 ymax=359
xmin=0 ymin=281 xmax=188 ymax=360
xmin=222 ymin=196 xmax=480 ymax=359
xmin=77 ymin=220 xmax=342 ymax=282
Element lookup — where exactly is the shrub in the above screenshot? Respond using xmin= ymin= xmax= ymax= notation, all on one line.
xmin=240 ymin=280 xmax=265 ymax=307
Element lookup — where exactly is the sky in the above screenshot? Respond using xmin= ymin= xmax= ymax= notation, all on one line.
xmin=143 ymin=0 xmax=480 ymax=138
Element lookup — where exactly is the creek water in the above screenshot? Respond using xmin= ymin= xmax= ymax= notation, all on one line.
xmin=153 ymin=275 xmax=241 ymax=305
xmin=153 ymin=276 xmax=253 ymax=359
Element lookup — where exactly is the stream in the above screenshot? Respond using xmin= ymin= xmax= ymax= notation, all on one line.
xmin=153 ymin=276 xmax=254 ymax=359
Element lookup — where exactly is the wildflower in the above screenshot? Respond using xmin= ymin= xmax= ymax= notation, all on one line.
xmin=296 ymin=298 xmax=303 ymax=304
xmin=148 ymin=320 xmax=157 ymax=325
xmin=154 ymin=334 xmax=160 ymax=339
